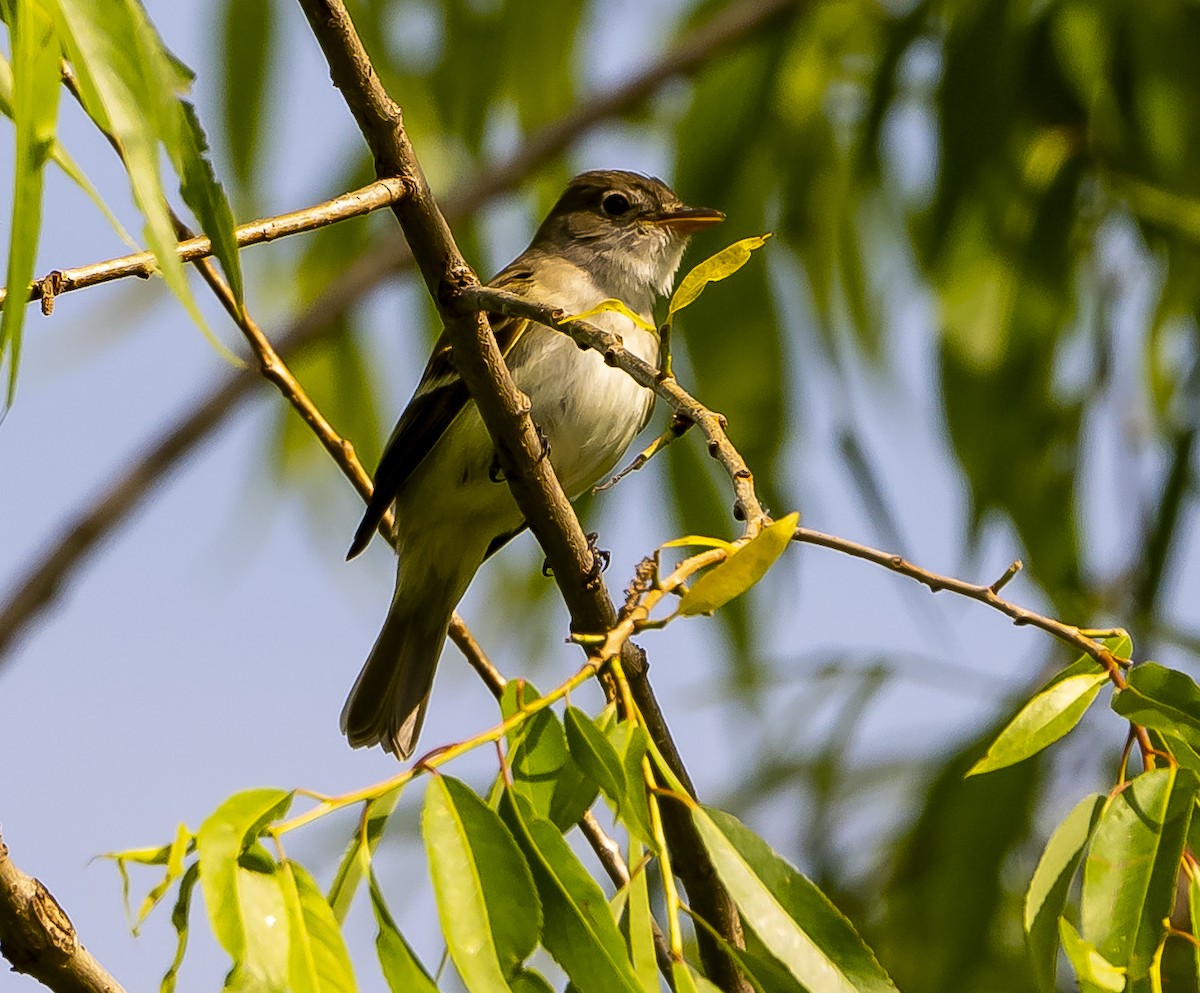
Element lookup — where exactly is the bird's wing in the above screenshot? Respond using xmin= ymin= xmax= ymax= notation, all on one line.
xmin=346 ymin=313 xmax=530 ymax=559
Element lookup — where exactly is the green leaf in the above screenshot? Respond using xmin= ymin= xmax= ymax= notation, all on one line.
xmin=0 ymin=49 xmax=135 ymax=247
xmin=511 ymin=971 xmax=556 ymax=993
xmin=1081 ymin=766 xmax=1197 ymax=977
xmin=225 ymin=860 xmax=289 ymax=993
xmin=507 ymin=707 xmax=570 ymax=821
xmin=136 ymin=822 xmax=193 ymax=930
xmin=1059 ymin=919 xmax=1126 ymax=993
xmin=50 ymin=0 xmax=239 ymax=360
xmin=195 ymin=788 xmax=292 ymax=963
xmin=1112 ymin=662 xmax=1200 ymax=745
xmin=161 ymin=861 xmax=200 ymax=993
xmin=672 ymin=961 xmax=726 ymax=993
xmin=561 ymin=298 xmax=655 ymax=332
xmin=328 ymin=785 xmax=402 ymax=925
xmin=678 ymin=513 xmax=799 ymax=617
xmin=1024 ymin=793 xmax=1105 ymax=991
xmin=1190 ymin=869 xmax=1200 ymax=988
xmin=660 ymin=535 xmax=736 ymax=551
xmin=2 ymin=0 xmax=61 ymax=406
xmin=368 ymin=871 xmax=437 ymax=993
xmin=422 ymin=776 xmax=540 ymax=991
xmin=565 ymin=706 xmax=624 ymax=804
xmin=622 ymin=838 xmax=658 ymax=993
xmin=604 ymin=721 xmax=656 ymax=850
xmin=693 ymin=805 xmax=898 ymax=993
xmin=667 ymin=234 xmax=772 ymax=321
xmin=279 ymin=860 xmax=357 ymax=993
xmin=968 ymin=670 xmax=1109 ymax=775
xmin=499 ymin=790 xmax=642 ymax=993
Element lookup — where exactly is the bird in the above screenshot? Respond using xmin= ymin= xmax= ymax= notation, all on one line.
xmin=342 ymin=169 xmax=724 ymax=757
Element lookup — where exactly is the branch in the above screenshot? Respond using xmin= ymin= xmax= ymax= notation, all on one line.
xmin=0 ymin=0 xmax=791 ymax=668
xmin=0 ymin=831 xmax=127 ymax=993
xmin=0 ymin=180 xmax=407 ymax=311
xmin=296 ymin=1 xmax=749 ymax=988
xmin=457 ymin=285 xmax=767 ymax=530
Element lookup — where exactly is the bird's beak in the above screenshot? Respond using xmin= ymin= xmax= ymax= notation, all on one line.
xmin=644 ymin=205 xmax=725 ymax=234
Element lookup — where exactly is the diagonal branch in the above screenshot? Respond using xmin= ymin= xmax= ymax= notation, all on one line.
xmin=0 ymin=0 xmax=794 ymax=669
xmin=295 ymin=1 xmax=750 ymax=988
xmin=0 ymin=831 xmax=127 ymax=993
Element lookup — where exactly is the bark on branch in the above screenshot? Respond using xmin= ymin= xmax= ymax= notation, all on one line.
xmin=295 ymin=1 xmax=749 ymax=987
xmin=0 ymin=832 xmax=127 ymax=993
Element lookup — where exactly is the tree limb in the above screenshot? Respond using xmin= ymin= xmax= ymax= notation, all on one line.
xmin=0 ymin=832 xmax=127 ymax=993
xmin=295 ymin=1 xmax=750 ymax=987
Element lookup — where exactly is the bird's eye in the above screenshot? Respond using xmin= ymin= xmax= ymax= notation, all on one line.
xmin=601 ymin=192 xmax=631 ymax=216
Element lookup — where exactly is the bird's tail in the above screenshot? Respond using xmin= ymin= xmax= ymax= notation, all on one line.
xmin=340 ymin=586 xmax=454 ymax=759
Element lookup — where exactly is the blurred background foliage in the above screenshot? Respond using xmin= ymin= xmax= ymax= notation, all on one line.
xmin=213 ymin=0 xmax=1200 ymax=989
xmin=9 ymin=0 xmax=1200 ymax=989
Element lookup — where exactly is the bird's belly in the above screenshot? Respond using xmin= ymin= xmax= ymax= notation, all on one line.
xmin=514 ymin=324 xmax=657 ymax=496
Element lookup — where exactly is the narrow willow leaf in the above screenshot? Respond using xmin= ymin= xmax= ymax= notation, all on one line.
xmin=0 ymin=50 xmax=135 ymax=246
xmin=1112 ymin=662 xmax=1200 ymax=745
xmin=678 ymin=513 xmax=799 ymax=617
xmin=2 ymin=0 xmax=61 ymax=405
xmin=508 ymin=707 xmax=571 ymax=822
xmin=161 ymin=862 xmax=200 ymax=993
xmin=368 ymin=870 xmax=438 ymax=993
xmin=423 ymin=776 xmax=540 ymax=991
xmin=218 ymin=0 xmax=275 ymax=192
xmin=660 ymin=534 xmax=736 ymax=550
xmin=693 ymin=806 xmax=898 ymax=993
xmin=565 ymin=706 xmax=624 ymax=803
xmin=561 ymin=298 xmax=655 ymax=332
xmin=328 ymin=785 xmax=402 ymax=925
xmin=1059 ymin=919 xmax=1126 ymax=993
xmin=279 ymin=860 xmax=357 ymax=993
xmin=136 ymin=822 xmax=192 ymax=929
xmin=1024 ymin=794 xmax=1105 ymax=992
xmin=667 ymin=234 xmax=772 ymax=320
xmin=50 ymin=0 xmax=238 ymax=360
xmin=500 ymin=790 xmax=642 ymax=993
xmin=623 ymin=838 xmax=658 ymax=993
xmin=1081 ymin=766 xmax=1197 ymax=978
xmin=195 ymin=788 xmax=292 ymax=962
xmin=673 ymin=962 xmax=726 ymax=993
xmin=227 ymin=860 xmax=289 ymax=993
xmin=511 ymin=971 xmax=556 ymax=993
xmin=968 ymin=671 xmax=1109 ymax=775
xmin=605 ymin=721 xmax=656 ymax=850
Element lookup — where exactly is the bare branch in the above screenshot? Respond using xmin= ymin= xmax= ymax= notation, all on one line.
xmin=0 ymin=180 xmax=407 ymax=310
xmin=0 ymin=832 xmax=127 ymax=993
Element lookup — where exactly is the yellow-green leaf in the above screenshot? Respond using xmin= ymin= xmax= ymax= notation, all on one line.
xmin=561 ymin=298 xmax=655 ymax=332
xmin=667 ymin=234 xmax=772 ymax=321
xmin=678 ymin=512 xmax=798 ymax=616
xmin=661 ymin=534 xmax=735 ymax=551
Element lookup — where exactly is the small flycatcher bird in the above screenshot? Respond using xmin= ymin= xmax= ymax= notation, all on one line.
xmin=343 ymin=170 xmax=723 ymax=757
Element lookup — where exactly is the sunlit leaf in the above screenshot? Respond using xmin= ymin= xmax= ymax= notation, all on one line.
xmin=423 ymin=776 xmax=539 ymax=991
xmin=279 ymin=859 xmax=357 ymax=993
xmin=562 ymin=298 xmax=655 ymax=332
xmin=1081 ymin=766 xmax=1197 ymax=978
xmin=1112 ymin=662 xmax=1200 ymax=746
xmin=161 ymin=862 xmax=200 ymax=993
xmin=328 ymin=785 xmax=402 ymax=925
xmin=660 ymin=534 xmax=735 ymax=551
xmin=604 ymin=721 xmax=656 ymax=851
xmin=1024 ymin=794 xmax=1105 ymax=992
xmin=968 ymin=670 xmax=1109 ymax=775
xmin=1059 ymin=919 xmax=1126 ymax=993
xmin=565 ymin=706 xmax=624 ymax=805
xmin=136 ymin=822 xmax=192 ymax=930
xmin=693 ymin=805 xmax=898 ymax=993
xmin=623 ymin=838 xmax=658 ymax=993
xmin=2 ymin=0 xmax=61 ymax=405
xmin=678 ymin=513 xmax=799 ymax=616
xmin=368 ymin=871 xmax=437 ymax=993
xmin=500 ymin=790 xmax=642 ymax=993
xmin=195 ymin=788 xmax=292 ymax=964
xmin=667 ymin=234 xmax=772 ymax=321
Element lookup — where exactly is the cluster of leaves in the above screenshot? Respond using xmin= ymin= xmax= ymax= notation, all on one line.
xmin=110 ymin=679 xmax=897 ymax=993
xmin=960 ymin=633 xmax=1200 ymax=991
